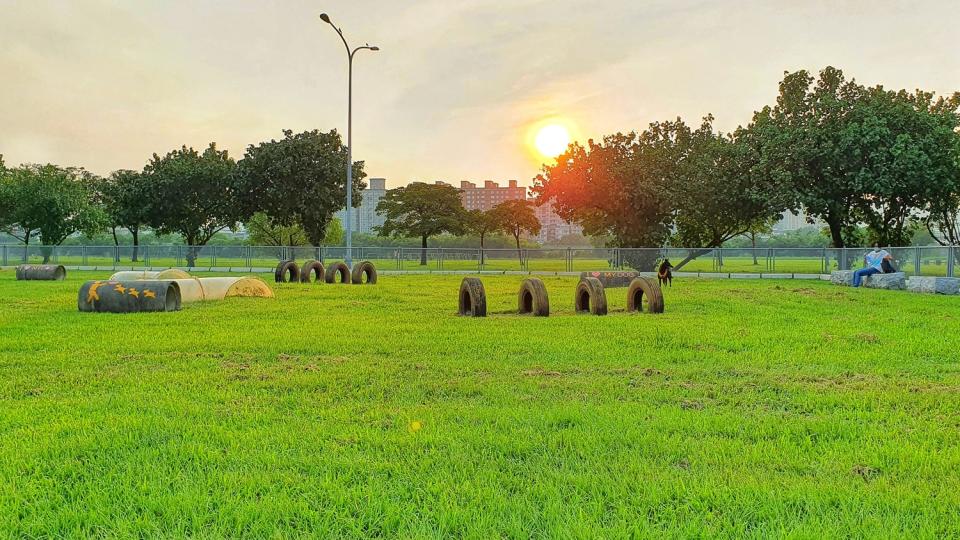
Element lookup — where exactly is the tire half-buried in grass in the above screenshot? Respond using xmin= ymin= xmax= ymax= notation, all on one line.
xmin=78 ymin=280 xmax=181 ymax=313
xmin=459 ymin=277 xmax=487 ymax=317
xmin=575 ymin=277 xmax=607 ymax=315
xmin=16 ymin=264 xmax=66 ymax=281
xmin=275 ymin=260 xmax=300 ymax=283
xmin=517 ymin=278 xmax=549 ymax=316
xmin=626 ymin=277 xmax=665 ymax=314
xmin=300 ymin=260 xmax=325 ymax=284
xmin=325 ymin=262 xmax=350 ymax=284
xmin=351 ymin=261 xmax=377 ymax=285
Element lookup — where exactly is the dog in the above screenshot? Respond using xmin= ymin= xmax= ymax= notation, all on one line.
xmin=657 ymin=258 xmax=674 ymax=287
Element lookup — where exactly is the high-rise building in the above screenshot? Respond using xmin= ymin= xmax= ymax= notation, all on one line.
xmin=459 ymin=179 xmax=527 ymax=211
xmin=335 ymin=177 xmax=388 ymax=235
xmin=533 ymin=200 xmax=583 ymax=243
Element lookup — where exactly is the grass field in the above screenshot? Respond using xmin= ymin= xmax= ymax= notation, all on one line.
xmin=2 ymin=270 xmax=959 ymax=537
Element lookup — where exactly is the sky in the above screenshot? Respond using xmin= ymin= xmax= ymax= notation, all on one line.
xmin=2 ymin=0 xmax=959 ymax=188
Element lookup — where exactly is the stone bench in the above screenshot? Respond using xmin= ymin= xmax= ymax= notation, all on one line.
xmin=907 ymin=276 xmax=960 ymax=295
xmin=831 ymin=270 xmax=906 ymax=290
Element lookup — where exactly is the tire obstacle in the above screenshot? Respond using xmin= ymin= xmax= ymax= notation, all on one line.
xmin=575 ymin=277 xmax=608 ymax=316
xmin=16 ymin=265 xmax=66 ymax=281
xmin=517 ymin=278 xmax=549 ymax=317
xmin=325 ymin=262 xmax=351 ymax=284
xmin=300 ymin=260 xmax=325 ymax=284
xmin=458 ymin=277 xmax=487 ymax=317
xmin=351 ymin=261 xmax=378 ymax=285
xmin=274 ymin=260 xmax=300 ymax=283
xmin=626 ymin=277 xmax=664 ymax=314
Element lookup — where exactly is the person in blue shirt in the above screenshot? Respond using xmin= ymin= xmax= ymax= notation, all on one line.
xmin=853 ymin=243 xmax=893 ymax=287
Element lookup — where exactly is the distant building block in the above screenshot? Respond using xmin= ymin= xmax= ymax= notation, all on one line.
xmin=907 ymin=276 xmax=960 ymax=295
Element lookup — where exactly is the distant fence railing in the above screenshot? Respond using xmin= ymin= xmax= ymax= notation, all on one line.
xmin=2 ymin=244 xmax=957 ymax=276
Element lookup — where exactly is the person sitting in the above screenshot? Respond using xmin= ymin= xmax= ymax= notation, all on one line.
xmin=853 ymin=243 xmax=893 ymax=287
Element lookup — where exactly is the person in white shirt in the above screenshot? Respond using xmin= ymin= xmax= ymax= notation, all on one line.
xmin=853 ymin=243 xmax=893 ymax=287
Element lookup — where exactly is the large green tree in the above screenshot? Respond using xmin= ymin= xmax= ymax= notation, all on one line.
xmin=375 ymin=182 xmax=467 ymax=265
xmin=237 ymin=129 xmax=365 ymax=246
xmin=98 ymin=169 xmax=151 ymax=261
xmin=490 ymin=199 xmax=541 ymax=261
xmin=142 ymin=143 xmax=241 ymax=267
xmin=0 ymin=164 xmax=106 ymax=262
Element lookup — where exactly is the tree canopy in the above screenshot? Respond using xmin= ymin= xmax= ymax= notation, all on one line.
xmin=237 ymin=129 xmax=365 ymax=247
xmin=0 ymin=164 xmax=106 ymax=261
xmin=375 ymin=182 xmax=467 ymax=264
xmin=141 ymin=143 xmax=241 ymax=265
xmin=490 ymin=199 xmax=541 ymax=258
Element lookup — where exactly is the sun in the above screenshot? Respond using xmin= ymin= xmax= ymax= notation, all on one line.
xmin=534 ymin=124 xmax=571 ymax=158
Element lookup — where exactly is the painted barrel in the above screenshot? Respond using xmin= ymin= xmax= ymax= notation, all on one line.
xmin=16 ymin=265 xmax=66 ymax=281
xmin=578 ymin=270 xmax=639 ymax=288
xmin=78 ymin=280 xmax=181 ymax=313
xmin=109 ymin=269 xmax=191 ymax=281
xmin=172 ymin=277 xmax=274 ymax=303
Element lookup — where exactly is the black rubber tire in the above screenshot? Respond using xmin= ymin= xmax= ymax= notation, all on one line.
xmin=575 ymin=277 xmax=607 ymax=315
xmin=351 ymin=261 xmax=378 ymax=285
xmin=300 ymin=260 xmax=325 ymax=284
xmin=274 ymin=260 xmax=300 ymax=283
xmin=78 ymin=280 xmax=181 ymax=313
xmin=325 ymin=262 xmax=350 ymax=284
xmin=517 ymin=278 xmax=549 ymax=316
xmin=458 ymin=277 xmax=487 ymax=317
xmin=15 ymin=264 xmax=66 ymax=281
xmin=626 ymin=277 xmax=665 ymax=314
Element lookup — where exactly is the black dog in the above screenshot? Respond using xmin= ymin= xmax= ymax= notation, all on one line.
xmin=657 ymin=258 xmax=674 ymax=287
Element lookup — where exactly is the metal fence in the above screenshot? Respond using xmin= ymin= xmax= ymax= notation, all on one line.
xmin=2 ymin=244 xmax=958 ymax=276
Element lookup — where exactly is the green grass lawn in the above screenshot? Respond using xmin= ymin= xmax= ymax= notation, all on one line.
xmin=1 ymin=270 xmax=959 ymax=537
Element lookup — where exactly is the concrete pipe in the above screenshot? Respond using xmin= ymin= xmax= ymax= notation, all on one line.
xmin=109 ymin=269 xmax=191 ymax=281
xmin=78 ymin=280 xmax=181 ymax=313
xmin=172 ymin=277 xmax=274 ymax=304
xmin=16 ymin=265 xmax=66 ymax=281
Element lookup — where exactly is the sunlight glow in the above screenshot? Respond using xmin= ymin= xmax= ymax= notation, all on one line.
xmin=534 ymin=124 xmax=571 ymax=158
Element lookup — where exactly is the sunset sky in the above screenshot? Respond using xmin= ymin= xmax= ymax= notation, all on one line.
xmin=2 ymin=0 xmax=958 ymax=187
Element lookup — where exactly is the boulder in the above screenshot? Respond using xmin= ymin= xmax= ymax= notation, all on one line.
xmin=863 ymin=272 xmax=906 ymax=290
xmin=831 ymin=271 xmax=854 ymax=286
xmin=831 ymin=270 xmax=906 ymax=290
xmin=907 ymin=276 xmax=960 ymax=295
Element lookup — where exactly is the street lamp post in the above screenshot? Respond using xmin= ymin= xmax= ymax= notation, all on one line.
xmin=320 ymin=13 xmax=378 ymax=268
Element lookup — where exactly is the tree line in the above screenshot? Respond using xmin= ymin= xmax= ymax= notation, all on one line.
xmin=0 ymin=130 xmax=365 ymax=265
xmin=534 ymin=66 xmax=960 ymax=269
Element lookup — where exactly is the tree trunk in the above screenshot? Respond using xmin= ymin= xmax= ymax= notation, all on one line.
xmin=671 ymin=248 xmax=716 ymax=271
xmin=827 ymin=216 xmax=845 ymax=249
xmin=751 ymin=233 xmax=758 ymax=265
xmin=112 ymin=227 xmax=121 ymax=262
xmin=515 ymin=234 xmax=522 ymax=266
xmin=22 ymin=231 xmax=30 ymax=263
xmin=186 ymin=236 xmax=198 ymax=268
xmin=480 ymin=233 xmax=485 ymax=266
xmin=420 ymin=235 xmax=428 ymax=266
xmin=131 ymin=228 xmax=140 ymax=262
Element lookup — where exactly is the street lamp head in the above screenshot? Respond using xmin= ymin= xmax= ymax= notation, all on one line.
xmin=319 ymin=13 xmax=331 ymax=24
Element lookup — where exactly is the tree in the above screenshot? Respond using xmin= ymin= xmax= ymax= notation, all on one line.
xmin=0 ymin=164 xmax=106 ymax=262
xmin=844 ymin=87 xmax=960 ymax=246
xmin=246 ymin=212 xmax=308 ymax=247
xmin=375 ymin=182 xmax=467 ymax=265
xmin=532 ymin=131 xmax=674 ymax=270
xmin=668 ymin=116 xmax=792 ymax=269
xmin=490 ymin=199 xmax=541 ymax=261
xmin=465 ymin=209 xmax=500 ymax=264
xmin=142 ymin=143 xmax=241 ymax=267
xmin=99 ymin=169 xmax=151 ymax=261
xmin=237 ymin=129 xmax=365 ymax=246
xmin=324 ymin=217 xmax=345 ymax=246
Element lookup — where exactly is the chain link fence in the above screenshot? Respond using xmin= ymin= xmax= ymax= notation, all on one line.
xmin=1 ymin=244 xmax=957 ymax=276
